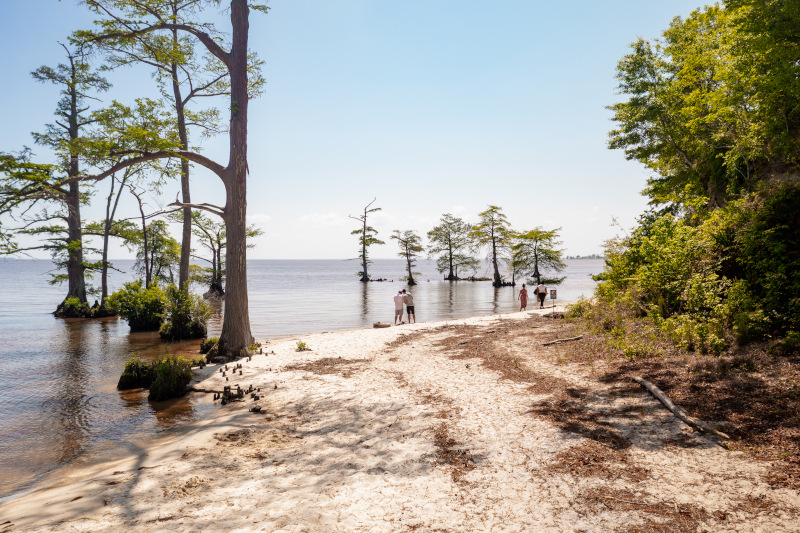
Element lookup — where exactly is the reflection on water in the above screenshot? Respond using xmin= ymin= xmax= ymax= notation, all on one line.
xmin=0 ymin=258 xmax=603 ymax=499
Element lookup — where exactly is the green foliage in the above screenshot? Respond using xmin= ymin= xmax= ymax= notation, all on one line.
xmin=147 ymin=356 xmax=193 ymax=402
xmin=427 ymin=214 xmax=474 ymax=279
xmin=55 ymin=296 xmax=92 ymax=318
xmin=200 ymin=336 xmax=219 ymax=354
xmin=117 ymin=357 xmax=156 ymax=390
xmin=159 ymin=284 xmax=211 ymax=341
xmin=350 ymin=199 xmax=384 ymax=280
xmin=511 ymin=227 xmax=567 ymax=285
xmin=470 ymin=205 xmax=512 ymax=285
xmin=107 ymin=281 xmax=166 ymax=331
xmin=592 ymin=182 xmax=800 ymax=353
xmin=296 ymin=341 xmax=309 ymax=352
xmin=391 ymin=229 xmax=424 ymax=285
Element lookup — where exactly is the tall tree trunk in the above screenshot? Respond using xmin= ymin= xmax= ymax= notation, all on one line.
xmin=360 ymin=217 xmax=369 ymax=282
xmin=491 ymin=236 xmax=502 ymax=287
xmin=63 ymin=54 xmax=87 ymax=305
xmin=406 ymin=251 xmax=415 ymax=285
xmin=171 ymin=20 xmax=192 ymax=292
xmin=218 ymin=0 xmax=254 ymax=359
xmin=447 ymin=241 xmax=454 ymax=280
xmin=65 ymin=182 xmax=87 ymax=303
xmin=132 ymin=192 xmax=151 ymax=288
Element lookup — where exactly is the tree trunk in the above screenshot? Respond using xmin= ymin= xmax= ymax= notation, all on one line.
xmin=62 ymin=54 xmax=87 ymax=306
xmin=171 ymin=21 xmax=192 ymax=292
xmin=406 ymin=252 xmax=415 ymax=285
xmin=491 ymin=236 xmax=502 ymax=287
xmin=217 ymin=0 xmax=254 ymax=360
xmin=360 ymin=217 xmax=369 ymax=282
xmin=65 ymin=182 xmax=87 ymax=303
xmin=133 ymin=193 xmax=151 ymax=288
xmin=447 ymin=241 xmax=454 ymax=280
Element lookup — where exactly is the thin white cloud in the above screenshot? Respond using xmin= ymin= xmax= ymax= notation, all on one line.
xmin=247 ymin=213 xmax=273 ymax=224
xmin=297 ymin=213 xmax=347 ymax=227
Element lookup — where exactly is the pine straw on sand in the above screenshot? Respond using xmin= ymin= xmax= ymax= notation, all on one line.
xmin=580 ymin=486 xmax=710 ymax=533
xmin=283 ymin=356 xmax=370 ymax=378
xmin=549 ymin=318 xmax=800 ymax=490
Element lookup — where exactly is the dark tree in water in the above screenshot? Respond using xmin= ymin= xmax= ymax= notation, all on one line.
xmin=391 ymin=230 xmax=424 ymax=286
xmin=349 ymin=198 xmax=384 ymax=282
xmin=427 ymin=213 xmax=473 ymax=280
xmin=75 ymin=0 xmax=267 ymax=359
xmin=470 ymin=205 xmax=512 ymax=287
xmin=0 ymin=45 xmax=109 ymax=313
xmin=511 ymin=228 xmax=566 ymax=285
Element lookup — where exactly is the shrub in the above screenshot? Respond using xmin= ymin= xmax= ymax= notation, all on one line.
xmin=296 ymin=340 xmax=309 ymax=352
xmin=107 ymin=282 xmax=166 ymax=331
xmin=565 ymin=298 xmax=593 ymax=319
xmin=117 ymin=357 xmax=156 ymax=390
xmin=200 ymin=336 xmax=219 ymax=354
xmin=54 ymin=297 xmax=92 ymax=318
xmin=159 ymin=285 xmax=211 ymax=341
xmin=148 ymin=356 xmax=193 ymax=402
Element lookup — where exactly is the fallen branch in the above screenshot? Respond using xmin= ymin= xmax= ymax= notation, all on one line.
xmin=632 ymin=375 xmax=731 ymax=444
xmin=188 ymin=387 xmax=223 ymax=394
xmin=541 ymin=335 xmax=583 ymax=346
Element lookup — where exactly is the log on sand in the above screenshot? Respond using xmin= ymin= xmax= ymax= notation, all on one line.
xmin=541 ymin=335 xmax=583 ymax=346
xmin=632 ymin=375 xmax=731 ymax=445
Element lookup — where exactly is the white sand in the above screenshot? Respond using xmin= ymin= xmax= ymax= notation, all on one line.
xmin=1 ymin=310 xmax=798 ymax=532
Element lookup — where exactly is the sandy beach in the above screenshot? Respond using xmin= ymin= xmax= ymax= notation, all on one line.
xmin=1 ymin=310 xmax=798 ymax=532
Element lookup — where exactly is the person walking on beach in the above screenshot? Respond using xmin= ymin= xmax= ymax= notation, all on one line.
xmin=518 ymin=283 xmax=528 ymax=311
xmin=394 ymin=290 xmax=405 ymax=325
xmin=537 ymin=281 xmax=548 ymax=309
xmin=402 ymin=289 xmax=416 ymax=324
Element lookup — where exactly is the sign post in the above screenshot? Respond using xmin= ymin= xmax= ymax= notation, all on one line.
xmin=550 ymin=289 xmax=557 ymax=318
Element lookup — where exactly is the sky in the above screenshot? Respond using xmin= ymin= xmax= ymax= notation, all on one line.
xmin=0 ymin=0 xmax=708 ymax=260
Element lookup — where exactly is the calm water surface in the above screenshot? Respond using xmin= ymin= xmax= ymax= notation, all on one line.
xmin=0 ymin=258 xmax=603 ymax=499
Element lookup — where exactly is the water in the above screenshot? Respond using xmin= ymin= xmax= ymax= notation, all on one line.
xmin=0 ymin=258 xmax=603 ymax=499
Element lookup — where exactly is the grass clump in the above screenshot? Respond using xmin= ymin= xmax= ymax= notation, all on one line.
xmin=148 ymin=357 xmax=193 ymax=401
xmin=117 ymin=355 xmax=194 ymax=401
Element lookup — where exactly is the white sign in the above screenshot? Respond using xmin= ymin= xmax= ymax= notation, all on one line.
xmin=550 ymin=289 xmax=557 ymax=300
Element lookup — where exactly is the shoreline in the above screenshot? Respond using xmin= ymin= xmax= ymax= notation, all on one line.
xmin=0 ymin=307 xmax=564 ymax=508
xmin=5 ymin=304 xmax=793 ymax=532
xmin=0 ymin=302 xmax=572 ymax=505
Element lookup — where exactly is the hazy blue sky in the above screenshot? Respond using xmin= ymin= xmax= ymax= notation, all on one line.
xmin=0 ymin=1 xmax=706 ymax=261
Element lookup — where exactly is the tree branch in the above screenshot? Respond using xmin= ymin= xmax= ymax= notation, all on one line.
xmin=87 ymin=23 xmax=231 ymax=69
xmin=58 ymin=149 xmax=226 ymax=186
xmin=169 ymin=195 xmax=225 ymax=219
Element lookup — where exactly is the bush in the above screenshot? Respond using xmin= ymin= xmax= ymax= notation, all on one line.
xmin=147 ymin=356 xmax=194 ymax=402
xmin=54 ymin=297 xmax=94 ymax=318
xmin=200 ymin=336 xmax=219 ymax=354
xmin=107 ymin=281 xmax=166 ymax=331
xmin=159 ymin=285 xmax=211 ymax=341
xmin=117 ymin=357 xmax=156 ymax=390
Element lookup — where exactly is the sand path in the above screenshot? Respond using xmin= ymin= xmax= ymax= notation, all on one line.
xmin=1 ymin=312 xmax=797 ymax=532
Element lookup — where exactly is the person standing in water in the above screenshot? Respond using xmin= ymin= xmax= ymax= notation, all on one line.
xmin=518 ymin=283 xmax=528 ymax=311
xmin=393 ymin=290 xmax=405 ymax=325
xmin=537 ymin=281 xmax=548 ymax=309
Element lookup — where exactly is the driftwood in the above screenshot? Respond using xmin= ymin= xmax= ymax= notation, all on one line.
xmin=373 ymin=322 xmax=391 ymax=328
xmin=541 ymin=335 xmax=583 ymax=346
xmin=632 ymin=375 xmax=731 ymax=443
